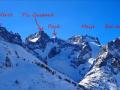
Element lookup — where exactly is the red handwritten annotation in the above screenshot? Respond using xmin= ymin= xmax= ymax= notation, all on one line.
xmin=22 ymin=12 xmax=54 ymax=17
xmin=81 ymin=24 xmax=96 ymax=29
xmin=105 ymin=24 xmax=120 ymax=29
xmin=48 ymin=24 xmax=60 ymax=29
xmin=0 ymin=12 xmax=54 ymax=17
xmin=0 ymin=12 xmax=13 ymax=17
xmin=0 ymin=12 xmax=120 ymax=29
xmin=80 ymin=24 xmax=120 ymax=29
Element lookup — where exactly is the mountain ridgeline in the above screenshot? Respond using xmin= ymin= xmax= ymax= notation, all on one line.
xmin=0 ymin=26 xmax=120 ymax=90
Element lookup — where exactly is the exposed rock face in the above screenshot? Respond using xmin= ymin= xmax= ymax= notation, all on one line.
xmin=26 ymin=31 xmax=50 ymax=49
xmin=68 ymin=35 xmax=100 ymax=45
xmin=79 ymin=38 xmax=120 ymax=90
xmin=0 ymin=26 xmax=84 ymax=90
xmin=0 ymin=26 xmax=22 ymax=45
xmin=4 ymin=56 xmax=12 ymax=68
xmin=25 ymin=32 xmax=101 ymax=82
xmin=48 ymin=47 xmax=61 ymax=58
xmin=1 ymin=25 xmax=120 ymax=90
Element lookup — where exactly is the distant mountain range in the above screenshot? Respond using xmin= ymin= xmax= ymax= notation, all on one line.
xmin=0 ymin=26 xmax=120 ymax=90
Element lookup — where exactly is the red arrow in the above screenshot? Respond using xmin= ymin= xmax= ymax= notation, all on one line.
xmin=34 ymin=16 xmax=43 ymax=31
xmin=52 ymin=29 xmax=57 ymax=38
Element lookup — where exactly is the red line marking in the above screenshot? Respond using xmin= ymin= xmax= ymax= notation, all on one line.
xmin=52 ymin=29 xmax=57 ymax=36
xmin=34 ymin=16 xmax=43 ymax=31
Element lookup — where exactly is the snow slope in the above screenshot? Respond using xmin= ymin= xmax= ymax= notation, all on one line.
xmin=79 ymin=38 xmax=120 ymax=90
xmin=1 ymin=26 xmax=120 ymax=90
xmin=26 ymin=33 xmax=101 ymax=82
xmin=0 ymin=39 xmax=84 ymax=90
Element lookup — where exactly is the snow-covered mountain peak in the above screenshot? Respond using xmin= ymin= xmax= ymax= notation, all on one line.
xmin=27 ymin=31 xmax=50 ymax=43
xmin=25 ymin=31 xmax=102 ymax=82
xmin=28 ymin=33 xmax=41 ymax=43
xmin=68 ymin=35 xmax=101 ymax=58
xmin=68 ymin=35 xmax=100 ymax=46
xmin=25 ymin=31 xmax=50 ymax=49
xmin=79 ymin=37 xmax=120 ymax=90
xmin=108 ymin=37 xmax=120 ymax=48
xmin=1 ymin=26 xmax=120 ymax=90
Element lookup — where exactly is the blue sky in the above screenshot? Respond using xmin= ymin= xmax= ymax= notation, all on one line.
xmin=0 ymin=0 xmax=120 ymax=44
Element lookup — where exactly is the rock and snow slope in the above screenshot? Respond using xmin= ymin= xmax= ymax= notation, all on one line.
xmin=0 ymin=27 xmax=84 ymax=90
xmin=25 ymin=32 xmax=101 ymax=82
xmin=79 ymin=38 xmax=120 ymax=90
xmin=1 ymin=26 xmax=120 ymax=90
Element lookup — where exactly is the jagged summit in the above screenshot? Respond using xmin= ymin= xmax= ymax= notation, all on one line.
xmin=27 ymin=31 xmax=50 ymax=43
xmin=0 ymin=26 xmax=84 ymax=90
xmin=0 ymin=25 xmax=120 ymax=90
xmin=25 ymin=31 xmax=50 ymax=49
xmin=68 ymin=35 xmax=100 ymax=45
xmin=79 ymin=37 xmax=120 ymax=90
xmin=0 ymin=26 xmax=22 ymax=45
xmin=108 ymin=37 xmax=120 ymax=50
xmin=25 ymin=31 xmax=101 ymax=82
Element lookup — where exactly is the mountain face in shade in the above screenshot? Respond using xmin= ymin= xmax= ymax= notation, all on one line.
xmin=0 ymin=26 xmax=22 ymax=45
xmin=79 ymin=38 xmax=120 ymax=90
xmin=25 ymin=31 xmax=101 ymax=82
